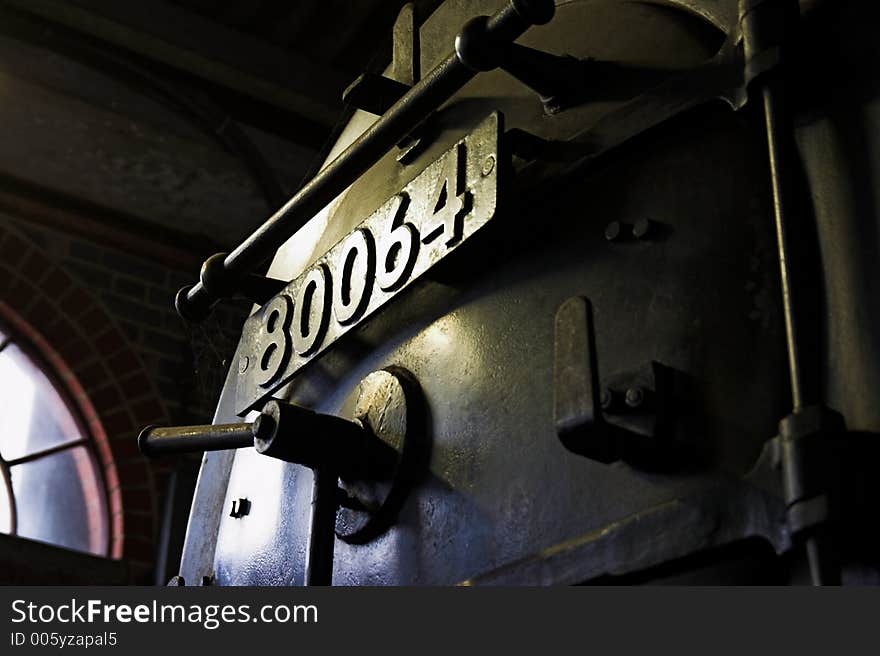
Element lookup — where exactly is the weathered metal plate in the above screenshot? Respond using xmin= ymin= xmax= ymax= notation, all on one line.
xmin=235 ymin=112 xmax=502 ymax=415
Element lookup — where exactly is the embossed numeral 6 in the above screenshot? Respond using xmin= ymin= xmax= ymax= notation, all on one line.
xmin=377 ymin=193 xmax=420 ymax=292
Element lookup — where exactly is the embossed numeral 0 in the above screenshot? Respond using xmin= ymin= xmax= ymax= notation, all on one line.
xmin=334 ymin=228 xmax=376 ymax=325
xmin=293 ymin=263 xmax=332 ymax=357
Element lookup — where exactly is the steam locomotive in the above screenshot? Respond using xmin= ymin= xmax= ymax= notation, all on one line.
xmin=138 ymin=0 xmax=880 ymax=585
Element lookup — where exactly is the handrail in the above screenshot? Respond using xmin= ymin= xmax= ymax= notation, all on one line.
xmin=175 ymin=0 xmax=554 ymax=321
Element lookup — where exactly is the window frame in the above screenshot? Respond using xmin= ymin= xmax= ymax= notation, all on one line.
xmin=0 ymin=320 xmax=111 ymax=556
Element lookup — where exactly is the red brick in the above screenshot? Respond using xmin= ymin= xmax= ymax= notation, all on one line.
xmin=130 ymin=397 xmax=166 ymax=425
xmin=109 ymin=435 xmax=141 ymax=460
xmin=77 ymin=398 xmax=99 ymax=424
xmin=93 ymin=326 xmax=126 ymax=356
xmin=62 ymin=336 xmax=92 ymax=368
xmin=43 ymin=268 xmax=74 ymax=297
xmin=2 ymin=277 xmax=38 ymax=308
xmin=118 ymin=371 xmax=152 ymax=398
xmin=122 ymin=536 xmax=155 ymax=562
xmin=122 ymin=512 xmax=155 ymax=540
xmin=106 ymin=349 xmax=142 ymax=378
xmin=108 ymin=499 xmax=123 ymax=525
xmin=20 ymin=250 xmax=51 ymax=285
xmin=111 ymin=513 xmax=124 ymax=541
xmin=42 ymin=316 xmax=78 ymax=350
xmin=24 ymin=297 xmax=58 ymax=327
xmin=94 ymin=434 xmax=114 ymax=465
xmin=89 ymin=383 xmax=124 ymax=411
xmin=58 ymin=287 xmax=92 ymax=318
xmin=120 ymin=487 xmax=154 ymax=513
xmin=77 ymin=306 xmax=111 ymax=335
xmin=104 ymin=464 xmax=119 ymax=491
xmin=73 ymin=360 xmax=110 ymax=392
xmin=0 ymin=235 xmax=31 ymax=268
xmin=99 ymin=410 xmax=135 ymax=438
xmin=115 ymin=460 xmax=150 ymax=487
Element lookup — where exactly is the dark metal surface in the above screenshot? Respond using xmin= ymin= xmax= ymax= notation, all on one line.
xmin=336 ymin=368 xmax=429 ymax=544
xmin=174 ymin=0 xmax=880 ymax=586
xmin=234 ymin=112 xmax=501 ymax=414
xmin=0 ymin=533 xmax=132 ymax=585
xmin=304 ymin=469 xmax=337 ymax=586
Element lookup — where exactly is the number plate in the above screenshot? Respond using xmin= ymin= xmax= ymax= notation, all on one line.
xmin=235 ymin=112 xmax=502 ymax=415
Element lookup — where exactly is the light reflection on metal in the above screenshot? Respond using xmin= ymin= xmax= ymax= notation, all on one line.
xmin=236 ymin=112 xmax=502 ymax=416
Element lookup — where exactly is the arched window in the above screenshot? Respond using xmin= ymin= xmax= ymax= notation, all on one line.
xmin=0 ymin=321 xmax=109 ymax=556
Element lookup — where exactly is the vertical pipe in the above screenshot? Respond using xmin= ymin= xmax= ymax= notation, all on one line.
xmin=761 ymin=63 xmax=840 ymax=588
xmin=303 ymin=469 xmax=338 ymax=586
xmin=762 ymin=81 xmax=805 ymax=411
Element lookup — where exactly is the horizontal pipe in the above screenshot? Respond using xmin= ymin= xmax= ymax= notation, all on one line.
xmin=138 ymin=423 xmax=254 ymax=456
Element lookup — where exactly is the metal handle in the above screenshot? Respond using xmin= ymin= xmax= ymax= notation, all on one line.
xmin=138 ymin=400 xmax=397 ymax=479
xmin=138 ymin=422 xmax=254 ymax=456
xmin=175 ymin=0 xmax=555 ymax=321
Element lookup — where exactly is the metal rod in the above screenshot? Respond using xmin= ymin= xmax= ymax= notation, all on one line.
xmin=138 ymin=423 xmax=254 ymax=456
xmin=177 ymin=0 xmax=554 ymax=321
xmin=763 ymin=81 xmax=805 ymax=411
xmin=303 ymin=468 xmax=339 ymax=586
xmin=760 ymin=33 xmax=840 ymax=584
xmin=5 ymin=439 xmax=89 ymax=467
xmin=0 ymin=458 xmax=17 ymax=536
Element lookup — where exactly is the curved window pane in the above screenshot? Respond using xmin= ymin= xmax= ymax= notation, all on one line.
xmin=10 ymin=445 xmax=107 ymax=554
xmin=0 ymin=343 xmax=84 ymax=461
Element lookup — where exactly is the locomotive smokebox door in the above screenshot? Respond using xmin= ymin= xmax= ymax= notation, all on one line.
xmin=154 ymin=0 xmax=880 ymax=585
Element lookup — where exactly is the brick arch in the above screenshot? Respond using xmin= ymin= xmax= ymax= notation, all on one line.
xmin=0 ymin=222 xmax=170 ymax=566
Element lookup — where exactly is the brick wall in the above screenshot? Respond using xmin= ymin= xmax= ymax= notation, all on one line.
xmin=12 ymin=218 xmax=249 ymax=424
xmin=0 ymin=215 xmax=250 ymax=579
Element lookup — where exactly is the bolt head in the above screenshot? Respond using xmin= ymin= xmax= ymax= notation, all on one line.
xmin=604 ymin=221 xmax=622 ymax=242
xmin=633 ymin=218 xmax=652 ymax=239
xmin=625 ymin=387 xmax=645 ymax=408
xmin=230 ymin=498 xmax=251 ymax=518
xmin=482 ymin=154 xmax=496 ymax=176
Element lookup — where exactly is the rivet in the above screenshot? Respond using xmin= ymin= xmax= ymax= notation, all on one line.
xmin=481 ymin=154 xmax=496 ymax=176
xmin=604 ymin=221 xmax=622 ymax=242
xmin=633 ymin=218 xmax=652 ymax=240
xmin=625 ymin=387 xmax=645 ymax=408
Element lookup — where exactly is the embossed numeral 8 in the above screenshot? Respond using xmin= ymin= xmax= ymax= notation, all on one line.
xmin=256 ymin=294 xmax=293 ymax=388
xmin=254 ymin=141 xmax=474 ymax=384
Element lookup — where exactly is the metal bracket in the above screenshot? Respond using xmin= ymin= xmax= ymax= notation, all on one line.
xmin=553 ymin=296 xmax=680 ymax=466
xmin=739 ymin=0 xmax=798 ymax=90
xmin=341 ymin=3 xmax=421 ymax=117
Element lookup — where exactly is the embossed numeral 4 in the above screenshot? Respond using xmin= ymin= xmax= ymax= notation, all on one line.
xmin=421 ymin=142 xmax=469 ymax=247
